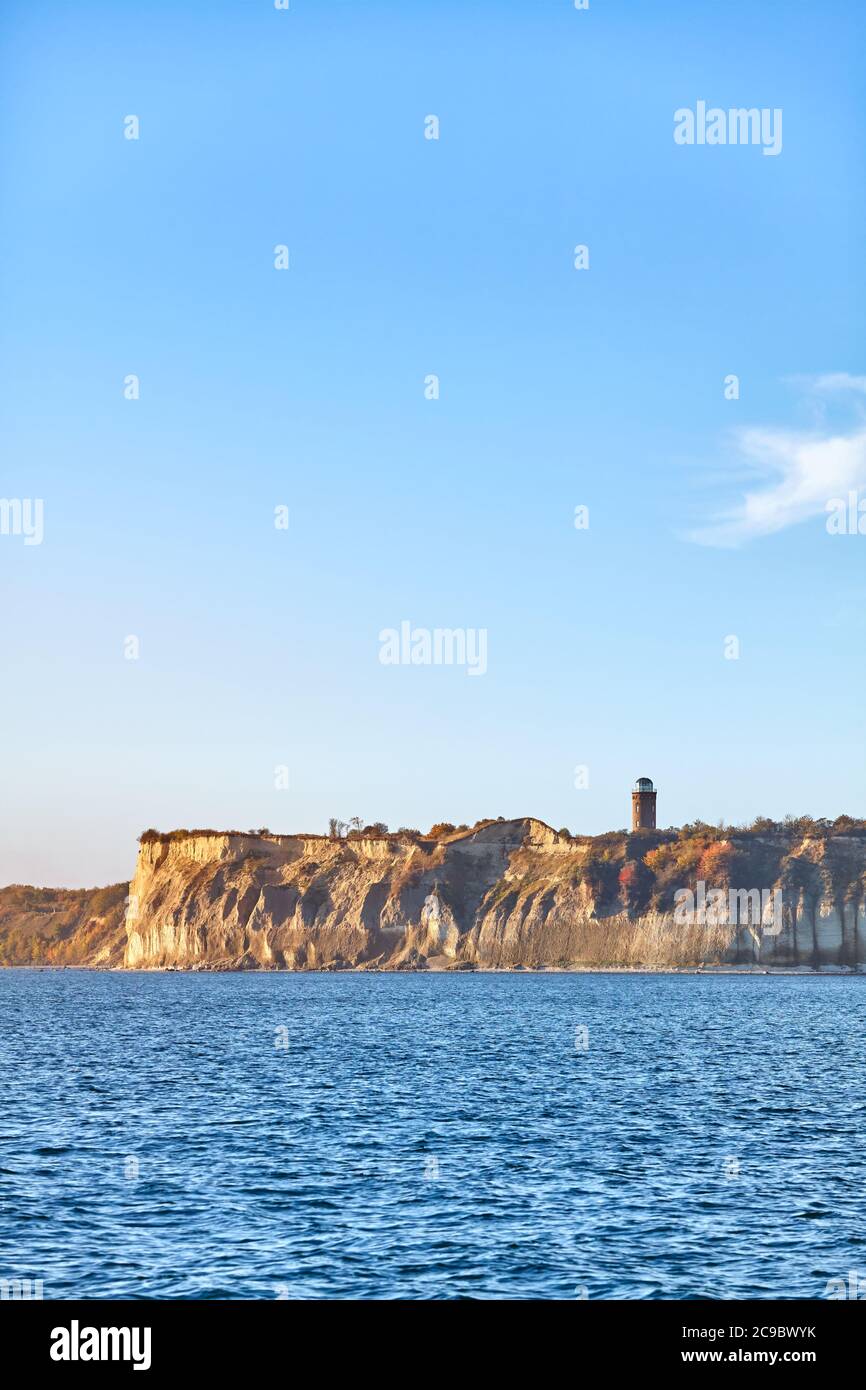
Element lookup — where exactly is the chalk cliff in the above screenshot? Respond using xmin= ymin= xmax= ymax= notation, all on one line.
xmin=119 ymin=820 xmax=866 ymax=972
xmin=4 ymin=820 xmax=865 ymax=971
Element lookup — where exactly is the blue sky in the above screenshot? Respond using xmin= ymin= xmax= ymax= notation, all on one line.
xmin=2 ymin=0 xmax=865 ymax=887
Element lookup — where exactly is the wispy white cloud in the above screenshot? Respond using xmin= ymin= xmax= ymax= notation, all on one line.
xmin=809 ymin=372 xmax=866 ymax=396
xmin=686 ymin=375 xmax=866 ymax=547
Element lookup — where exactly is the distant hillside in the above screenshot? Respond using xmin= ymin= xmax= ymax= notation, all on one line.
xmin=0 ymin=883 xmax=128 ymax=966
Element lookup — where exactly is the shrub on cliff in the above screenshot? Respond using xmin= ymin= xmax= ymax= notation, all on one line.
xmin=137 ymin=828 xmax=240 ymax=845
xmin=696 ymin=840 xmax=736 ymax=884
xmin=678 ymin=820 xmax=726 ymax=841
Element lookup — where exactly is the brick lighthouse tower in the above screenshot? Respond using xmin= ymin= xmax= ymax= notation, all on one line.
xmin=631 ymin=777 xmax=657 ymax=831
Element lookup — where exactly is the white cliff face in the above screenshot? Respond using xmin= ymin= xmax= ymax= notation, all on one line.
xmin=115 ymin=823 xmax=866 ymax=972
xmin=419 ymin=892 xmax=460 ymax=956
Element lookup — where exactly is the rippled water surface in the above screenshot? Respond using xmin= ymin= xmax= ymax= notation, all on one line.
xmin=2 ymin=970 xmax=865 ymax=1299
